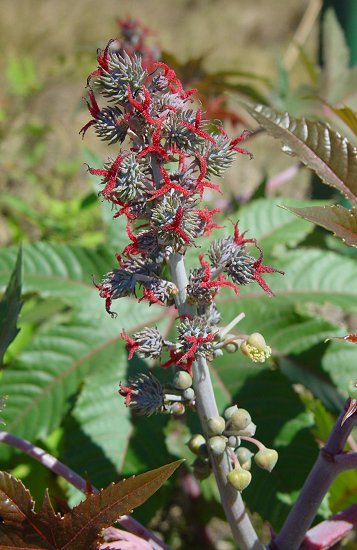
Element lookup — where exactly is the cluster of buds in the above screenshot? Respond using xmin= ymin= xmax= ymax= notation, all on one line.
xmin=187 ymin=404 xmax=278 ymax=489
xmin=83 ymin=40 xmax=282 ymax=415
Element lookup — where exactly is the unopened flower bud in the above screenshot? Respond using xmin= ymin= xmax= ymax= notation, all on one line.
xmin=224 ymin=341 xmax=240 ymax=353
xmin=224 ymin=405 xmax=238 ymax=420
xmin=208 ymin=436 xmax=227 ymax=456
xmin=170 ymin=402 xmax=186 ymax=416
xmin=228 ymin=409 xmax=251 ymax=432
xmin=188 ymin=434 xmax=206 ymax=455
xmin=254 ymin=448 xmax=278 ymax=472
xmin=193 ymin=457 xmax=211 ymax=480
xmin=182 ymin=387 xmax=195 ymax=401
xmin=236 ymin=447 xmax=253 ymax=471
xmin=239 ymin=421 xmax=256 ymax=437
xmin=173 ymin=370 xmax=193 ymax=390
xmin=227 ymin=469 xmax=252 ymax=491
xmin=240 ymin=332 xmax=271 ymax=363
xmin=207 ymin=415 xmax=226 ymax=436
xmin=227 ymin=435 xmax=241 ymax=449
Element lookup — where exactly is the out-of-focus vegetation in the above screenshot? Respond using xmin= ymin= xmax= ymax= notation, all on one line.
xmin=0 ymin=1 xmax=357 ymax=548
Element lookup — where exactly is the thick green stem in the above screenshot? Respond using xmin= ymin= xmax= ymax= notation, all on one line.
xmin=167 ymin=253 xmax=263 ymax=550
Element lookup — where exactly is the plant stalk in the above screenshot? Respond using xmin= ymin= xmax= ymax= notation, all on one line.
xmin=167 ymin=252 xmax=263 ymax=550
xmin=273 ymin=403 xmax=357 ymax=550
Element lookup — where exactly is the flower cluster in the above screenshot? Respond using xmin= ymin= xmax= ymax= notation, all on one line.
xmin=83 ymin=41 xmax=282 ymax=415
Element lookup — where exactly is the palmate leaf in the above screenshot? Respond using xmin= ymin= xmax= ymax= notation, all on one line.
xmin=283 ymin=204 xmax=357 ymax=248
xmin=245 ymin=104 xmax=357 ymax=204
xmin=0 ymin=247 xmax=22 ymax=365
xmin=0 ymin=461 xmax=182 ymax=549
xmin=0 ymin=242 xmax=114 ymax=317
xmin=0 ymin=299 xmax=166 ymax=461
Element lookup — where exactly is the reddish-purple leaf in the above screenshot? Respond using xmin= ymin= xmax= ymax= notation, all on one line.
xmin=246 ymin=105 xmax=357 ymax=205
xmin=284 ymin=205 xmax=357 ymax=248
xmin=0 ymin=461 xmax=183 ymax=549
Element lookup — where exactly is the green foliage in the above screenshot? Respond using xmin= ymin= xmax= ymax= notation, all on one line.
xmin=0 ymin=247 xmax=22 ymax=366
xmin=284 ymin=204 xmax=357 ymax=248
xmin=0 ymin=192 xmax=356 ymax=531
xmin=0 ymin=461 xmax=182 ymax=549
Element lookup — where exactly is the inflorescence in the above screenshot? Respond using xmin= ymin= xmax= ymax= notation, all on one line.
xmin=83 ymin=28 xmax=282 ymax=490
xmin=81 ymin=21 xmax=278 ymax=496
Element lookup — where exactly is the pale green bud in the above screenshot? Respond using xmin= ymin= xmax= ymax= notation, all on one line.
xmin=254 ymin=448 xmax=278 ymax=472
xmin=208 ymin=435 xmax=227 ymax=456
xmin=207 ymin=415 xmax=226 ymax=436
xmin=236 ymin=447 xmax=253 ymax=470
xmin=173 ymin=371 xmax=192 ymax=390
xmin=224 ymin=405 xmax=238 ymax=420
xmin=188 ymin=434 xmax=206 ymax=455
xmin=227 ymin=468 xmax=252 ymax=491
xmin=228 ymin=409 xmax=251 ymax=432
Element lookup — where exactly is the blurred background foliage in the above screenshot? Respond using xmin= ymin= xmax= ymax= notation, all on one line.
xmin=0 ymin=1 xmax=357 ymax=548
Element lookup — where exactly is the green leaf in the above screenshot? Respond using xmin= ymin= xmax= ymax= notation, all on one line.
xmin=321 ymin=9 xmax=350 ymax=104
xmin=0 ymin=247 xmax=22 ymax=366
xmin=284 ymin=204 xmax=357 ymax=247
xmin=0 ymin=302 xmax=166 ymax=459
xmin=236 ymin=198 xmax=318 ymax=258
xmin=245 ymin=104 xmax=357 ymax=204
xmin=321 ymin=340 xmax=357 ymax=395
xmin=61 ymin=353 xmax=132 ymax=494
xmin=0 ymin=242 xmax=114 ymax=317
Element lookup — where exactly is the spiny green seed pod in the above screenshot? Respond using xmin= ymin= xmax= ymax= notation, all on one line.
xmin=208 ymin=435 xmax=227 ymax=456
xmin=254 ymin=448 xmax=278 ymax=472
xmin=173 ymin=370 xmax=193 ymax=391
xmin=182 ymin=387 xmax=195 ymax=401
xmin=188 ymin=434 xmax=206 ymax=455
xmin=207 ymin=415 xmax=226 ymax=436
xmin=193 ymin=457 xmax=211 ymax=480
xmin=227 ymin=468 xmax=252 ymax=491
xmin=224 ymin=405 xmax=238 ymax=420
xmin=240 ymin=332 xmax=271 ymax=363
xmin=236 ymin=447 xmax=253 ymax=471
xmin=228 ymin=409 xmax=251 ymax=432
xmin=227 ymin=435 xmax=241 ymax=449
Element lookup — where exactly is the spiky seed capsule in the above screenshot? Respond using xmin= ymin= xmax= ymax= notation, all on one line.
xmin=173 ymin=371 xmax=193 ymax=390
xmin=227 ymin=469 xmax=252 ymax=492
xmin=208 ymin=436 xmax=227 ymax=456
xmin=236 ymin=447 xmax=253 ymax=471
xmin=188 ymin=434 xmax=206 ymax=455
xmin=254 ymin=449 xmax=278 ymax=472
xmin=227 ymin=435 xmax=241 ymax=449
xmin=228 ymin=409 xmax=252 ymax=432
xmin=182 ymin=387 xmax=195 ymax=401
xmin=224 ymin=405 xmax=238 ymax=420
xmin=207 ymin=416 xmax=226 ymax=436
xmin=193 ymin=457 xmax=211 ymax=480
